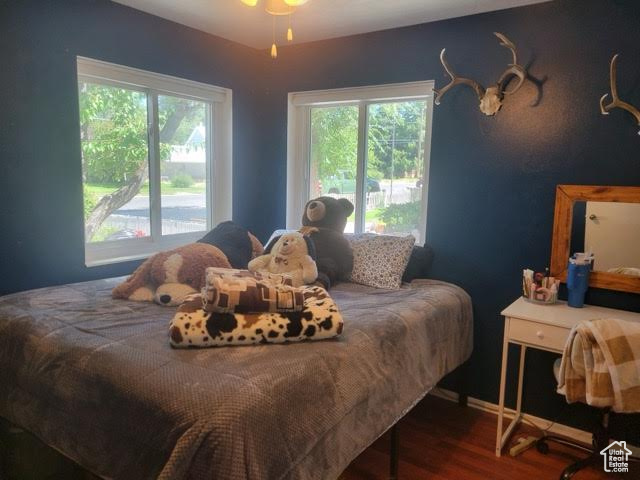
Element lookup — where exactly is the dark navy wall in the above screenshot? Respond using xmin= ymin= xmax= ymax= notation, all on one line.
xmin=0 ymin=0 xmax=273 ymax=295
xmin=260 ymin=0 xmax=640 ymax=436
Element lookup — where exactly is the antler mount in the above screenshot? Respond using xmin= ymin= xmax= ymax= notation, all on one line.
xmin=600 ymin=54 xmax=640 ymax=135
xmin=433 ymin=32 xmax=527 ymax=116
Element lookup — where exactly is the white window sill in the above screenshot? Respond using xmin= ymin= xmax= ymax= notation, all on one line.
xmin=85 ymin=231 xmax=205 ymax=267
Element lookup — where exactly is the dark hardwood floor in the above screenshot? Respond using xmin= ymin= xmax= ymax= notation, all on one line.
xmin=341 ymin=395 xmax=635 ymax=480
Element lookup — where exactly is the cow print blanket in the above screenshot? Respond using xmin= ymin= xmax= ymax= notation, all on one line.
xmin=169 ymin=285 xmax=343 ymax=347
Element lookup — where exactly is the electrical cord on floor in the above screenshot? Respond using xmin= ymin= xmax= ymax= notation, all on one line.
xmin=522 ymin=416 xmax=555 ymax=435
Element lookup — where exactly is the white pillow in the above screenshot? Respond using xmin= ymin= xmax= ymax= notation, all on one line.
xmin=347 ymin=234 xmax=415 ymax=289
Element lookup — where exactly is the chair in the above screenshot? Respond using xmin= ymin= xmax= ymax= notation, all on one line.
xmin=536 ymin=358 xmax=638 ymax=479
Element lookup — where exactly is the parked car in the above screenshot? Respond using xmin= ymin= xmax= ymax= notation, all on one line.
xmin=322 ymin=170 xmax=381 ymax=194
xmin=104 ymin=229 xmax=146 ymax=241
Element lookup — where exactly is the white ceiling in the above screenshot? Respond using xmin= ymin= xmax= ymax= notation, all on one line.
xmin=114 ymin=0 xmax=550 ymax=49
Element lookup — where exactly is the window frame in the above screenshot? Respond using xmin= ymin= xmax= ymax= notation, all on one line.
xmin=77 ymin=57 xmax=233 ymax=267
xmin=286 ymin=81 xmax=434 ymax=244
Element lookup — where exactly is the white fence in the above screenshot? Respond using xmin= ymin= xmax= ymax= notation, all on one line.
xmin=327 ymin=185 xmax=422 ymax=210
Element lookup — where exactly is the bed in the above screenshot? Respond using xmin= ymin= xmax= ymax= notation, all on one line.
xmin=0 ymin=277 xmax=472 ymax=480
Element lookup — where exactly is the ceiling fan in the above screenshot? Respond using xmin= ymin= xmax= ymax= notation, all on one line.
xmin=240 ymin=0 xmax=311 ymax=58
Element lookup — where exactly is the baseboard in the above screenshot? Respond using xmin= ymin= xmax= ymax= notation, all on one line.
xmin=429 ymin=387 xmax=640 ymax=455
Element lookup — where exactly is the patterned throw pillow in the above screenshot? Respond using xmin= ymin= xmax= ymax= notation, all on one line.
xmin=347 ymin=234 xmax=415 ymax=289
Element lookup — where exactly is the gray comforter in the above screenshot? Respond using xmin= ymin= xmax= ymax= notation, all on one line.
xmin=0 ymin=278 xmax=472 ymax=480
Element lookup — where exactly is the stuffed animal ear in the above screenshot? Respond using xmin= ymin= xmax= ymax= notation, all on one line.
xmin=303 ymin=236 xmax=317 ymax=260
xmin=337 ymin=198 xmax=355 ymax=216
xmin=112 ymin=256 xmax=154 ymax=299
xmin=248 ymin=232 xmax=264 ymax=258
xmin=264 ymin=235 xmax=282 ymax=255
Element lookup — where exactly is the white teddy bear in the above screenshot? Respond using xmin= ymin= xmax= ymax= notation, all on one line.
xmin=248 ymin=232 xmax=318 ymax=287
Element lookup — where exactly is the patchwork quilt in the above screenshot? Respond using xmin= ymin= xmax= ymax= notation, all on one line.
xmin=170 ymin=285 xmax=343 ymax=347
xmin=202 ymin=267 xmax=304 ymax=313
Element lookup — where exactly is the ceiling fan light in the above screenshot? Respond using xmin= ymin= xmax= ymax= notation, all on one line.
xmin=240 ymin=0 xmax=258 ymax=6
xmin=271 ymin=43 xmax=278 ymax=59
xmin=284 ymin=0 xmax=309 ymax=5
xmin=265 ymin=0 xmax=295 ymax=15
xmin=287 ymin=27 xmax=293 ymax=42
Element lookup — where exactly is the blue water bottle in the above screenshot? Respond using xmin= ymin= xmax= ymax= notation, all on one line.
xmin=566 ymin=258 xmax=591 ymax=308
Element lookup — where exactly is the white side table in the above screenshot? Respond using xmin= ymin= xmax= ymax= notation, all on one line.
xmin=496 ymin=297 xmax=640 ymax=457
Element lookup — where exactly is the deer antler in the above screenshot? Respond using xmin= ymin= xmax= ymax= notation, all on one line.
xmin=495 ymin=32 xmax=517 ymax=64
xmin=433 ymin=48 xmax=485 ymax=105
xmin=600 ymin=54 xmax=640 ymax=133
xmin=433 ymin=32 xmax=528 ymax=116
xmin=494 ymin=32 xmax=526 ymax=95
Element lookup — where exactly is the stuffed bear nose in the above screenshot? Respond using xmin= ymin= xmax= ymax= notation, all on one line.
xmin=159 ymin=294 xmax=171 ymax=304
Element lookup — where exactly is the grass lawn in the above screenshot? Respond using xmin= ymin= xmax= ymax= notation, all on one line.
xmin=85 ymin=181 xmax=206 ymax=197
xmin=346 ymin=208 xmax=383 ymax=224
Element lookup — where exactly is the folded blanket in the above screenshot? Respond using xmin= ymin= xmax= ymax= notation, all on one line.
xmin=205 ymin=267 xmax=293 ymax=286
xmin=202 ymin=267 xmax=303 ymax=314
xmin=170 ymin=285 xmax=343 ymax=347
xmin=557 ymin=318 xmax=640 ymax=412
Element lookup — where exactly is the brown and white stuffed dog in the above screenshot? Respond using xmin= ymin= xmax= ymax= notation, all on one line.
xmin=248 ymin=231 xmax=317 ymax=287
xmin=112 ymin=222 xmax=264 ymax=306
xmin=112 ymin=243 xmax=233 ymax=306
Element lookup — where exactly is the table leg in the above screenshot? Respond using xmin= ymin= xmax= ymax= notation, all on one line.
xmin=495 ymin=320 xmax=510 ymax=457
xmin=516 ymin=345 xmax=527 ymax=414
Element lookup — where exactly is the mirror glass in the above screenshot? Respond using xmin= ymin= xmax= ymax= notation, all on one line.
xmin=570 ymin=201 xmax=640 ymax=277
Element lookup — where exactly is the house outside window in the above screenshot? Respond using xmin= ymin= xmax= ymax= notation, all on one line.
xmin=286 ymin=81 xmax=434 ymax=244
xmin=77 ymin=57 xmax=232 ymax=266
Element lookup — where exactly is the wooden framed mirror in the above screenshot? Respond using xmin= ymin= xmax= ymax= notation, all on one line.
xmin=550 ymin=185 xmax=640 ymax=294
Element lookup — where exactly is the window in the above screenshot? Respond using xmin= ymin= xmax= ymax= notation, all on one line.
xmin=287 ymin=82 xmax=434 ymax=244
xmin=77 ymin=57 xmax=232 ymax=266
